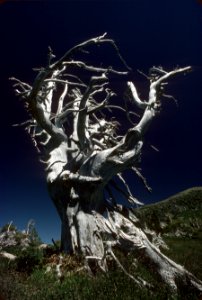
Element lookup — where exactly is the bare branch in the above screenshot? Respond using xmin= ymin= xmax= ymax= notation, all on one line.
xmin=117 ymin=173 xmax=143 ymax=205
xmin=88 ymin=89 xmax=115 ymax=115
xmin=12 ymin=119 xmax=35 ymax=128
xmin=150 ymin=144 xmax=159 ymax=152
xmin=152 ymin=66 xmax=192 ymax=87
xmin=131 ymin=166 xmax=152 ymax=193
xmin=7 ymin=221 xmax=13 ymax=233
xmin=106 ymin=243 xmax=148 ymax=287
xmin=127 ymin=81 xmax=148 ymax=109
xmin=61 ymin=170 xmax=102 ymax=183
xmin=137 ymin=69 xmax=150 ymax=80
xmin=51 ymin=33 xmax=131 ymax=72
xmin=109 ymin=179 xmax=143 ymax=205
xmin=77 ymin=73 xmax=108 ymax=150
xmin=44 ymin=78 xmax=86 ymax=88
xmin=162 ymin=93 xmax=178 ymax=106
xmin=92 ymin=138 xmax=106 ymax=150
xmin=55 ymin=83 xmax=68 ymax=127
xmin=105 ymin=185 xmax=117 ymax=207
xmin=62 ymin=60 xmax=128 ymax=76
xmin=9 ymin=77 xmax=32 ymax=90
xmin=28 ymin=70 xmax=68 ymax=140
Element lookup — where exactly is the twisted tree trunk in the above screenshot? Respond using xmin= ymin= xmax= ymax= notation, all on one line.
xmin=47 ymin=174 xmax=202 ymax=295
xmin=11 ymin=34 xmax=202 ymax=296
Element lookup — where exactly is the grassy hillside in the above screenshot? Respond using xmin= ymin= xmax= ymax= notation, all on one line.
xmin=135 ymin=187 xmax=202 ymax=282
xmin=0 ymin=187 xmax=202 ymax=300
xmin=136 ymin=187 xmax=202 ymax=238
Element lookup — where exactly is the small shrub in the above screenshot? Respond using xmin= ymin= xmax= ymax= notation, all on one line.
xmin=16 ymin=246 xmax=43 ymax=274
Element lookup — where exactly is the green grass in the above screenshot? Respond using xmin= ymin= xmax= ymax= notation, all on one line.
xmin=0 ymin=187 xmax=202 ymax=300
xmin=0 ymin=262 xmax=170 ymax=300
xmin=1 ymin=240 xmax=200 ymax=300
xmin=135 ymin=187 xmax=202 ymax=236
xmin=163 ymin=237 xmax=202 ymax=280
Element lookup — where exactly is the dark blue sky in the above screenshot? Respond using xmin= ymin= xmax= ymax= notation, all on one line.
xmin=0 ymin=0 xmax=202 ymax=243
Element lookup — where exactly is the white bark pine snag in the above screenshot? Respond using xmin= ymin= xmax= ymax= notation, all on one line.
xmin=11 ymin=34 xmax=202 ymax=297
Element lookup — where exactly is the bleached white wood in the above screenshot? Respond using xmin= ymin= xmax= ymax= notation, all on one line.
xmin=11 ymin=35 xmax=201 ymax=295
xmin=0 ymin=251 xmax=16 ymax=261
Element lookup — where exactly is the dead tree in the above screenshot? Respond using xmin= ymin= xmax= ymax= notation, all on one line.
xmin=11 ymin=33 xmax=202 ymax=295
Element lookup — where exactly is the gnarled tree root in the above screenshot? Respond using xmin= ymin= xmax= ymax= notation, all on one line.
xmin=63 ymin=209 xmax=202 ymax=298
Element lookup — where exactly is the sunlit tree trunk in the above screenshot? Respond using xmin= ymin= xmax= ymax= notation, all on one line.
xmin=11 ymin=34 xmax=202 ymax=295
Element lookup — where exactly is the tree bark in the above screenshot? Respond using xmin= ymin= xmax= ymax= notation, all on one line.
xmin=47 ymin=176 xmax=202 ymax=295
xmin=11 ymin=34 xmax=201 ymax=296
